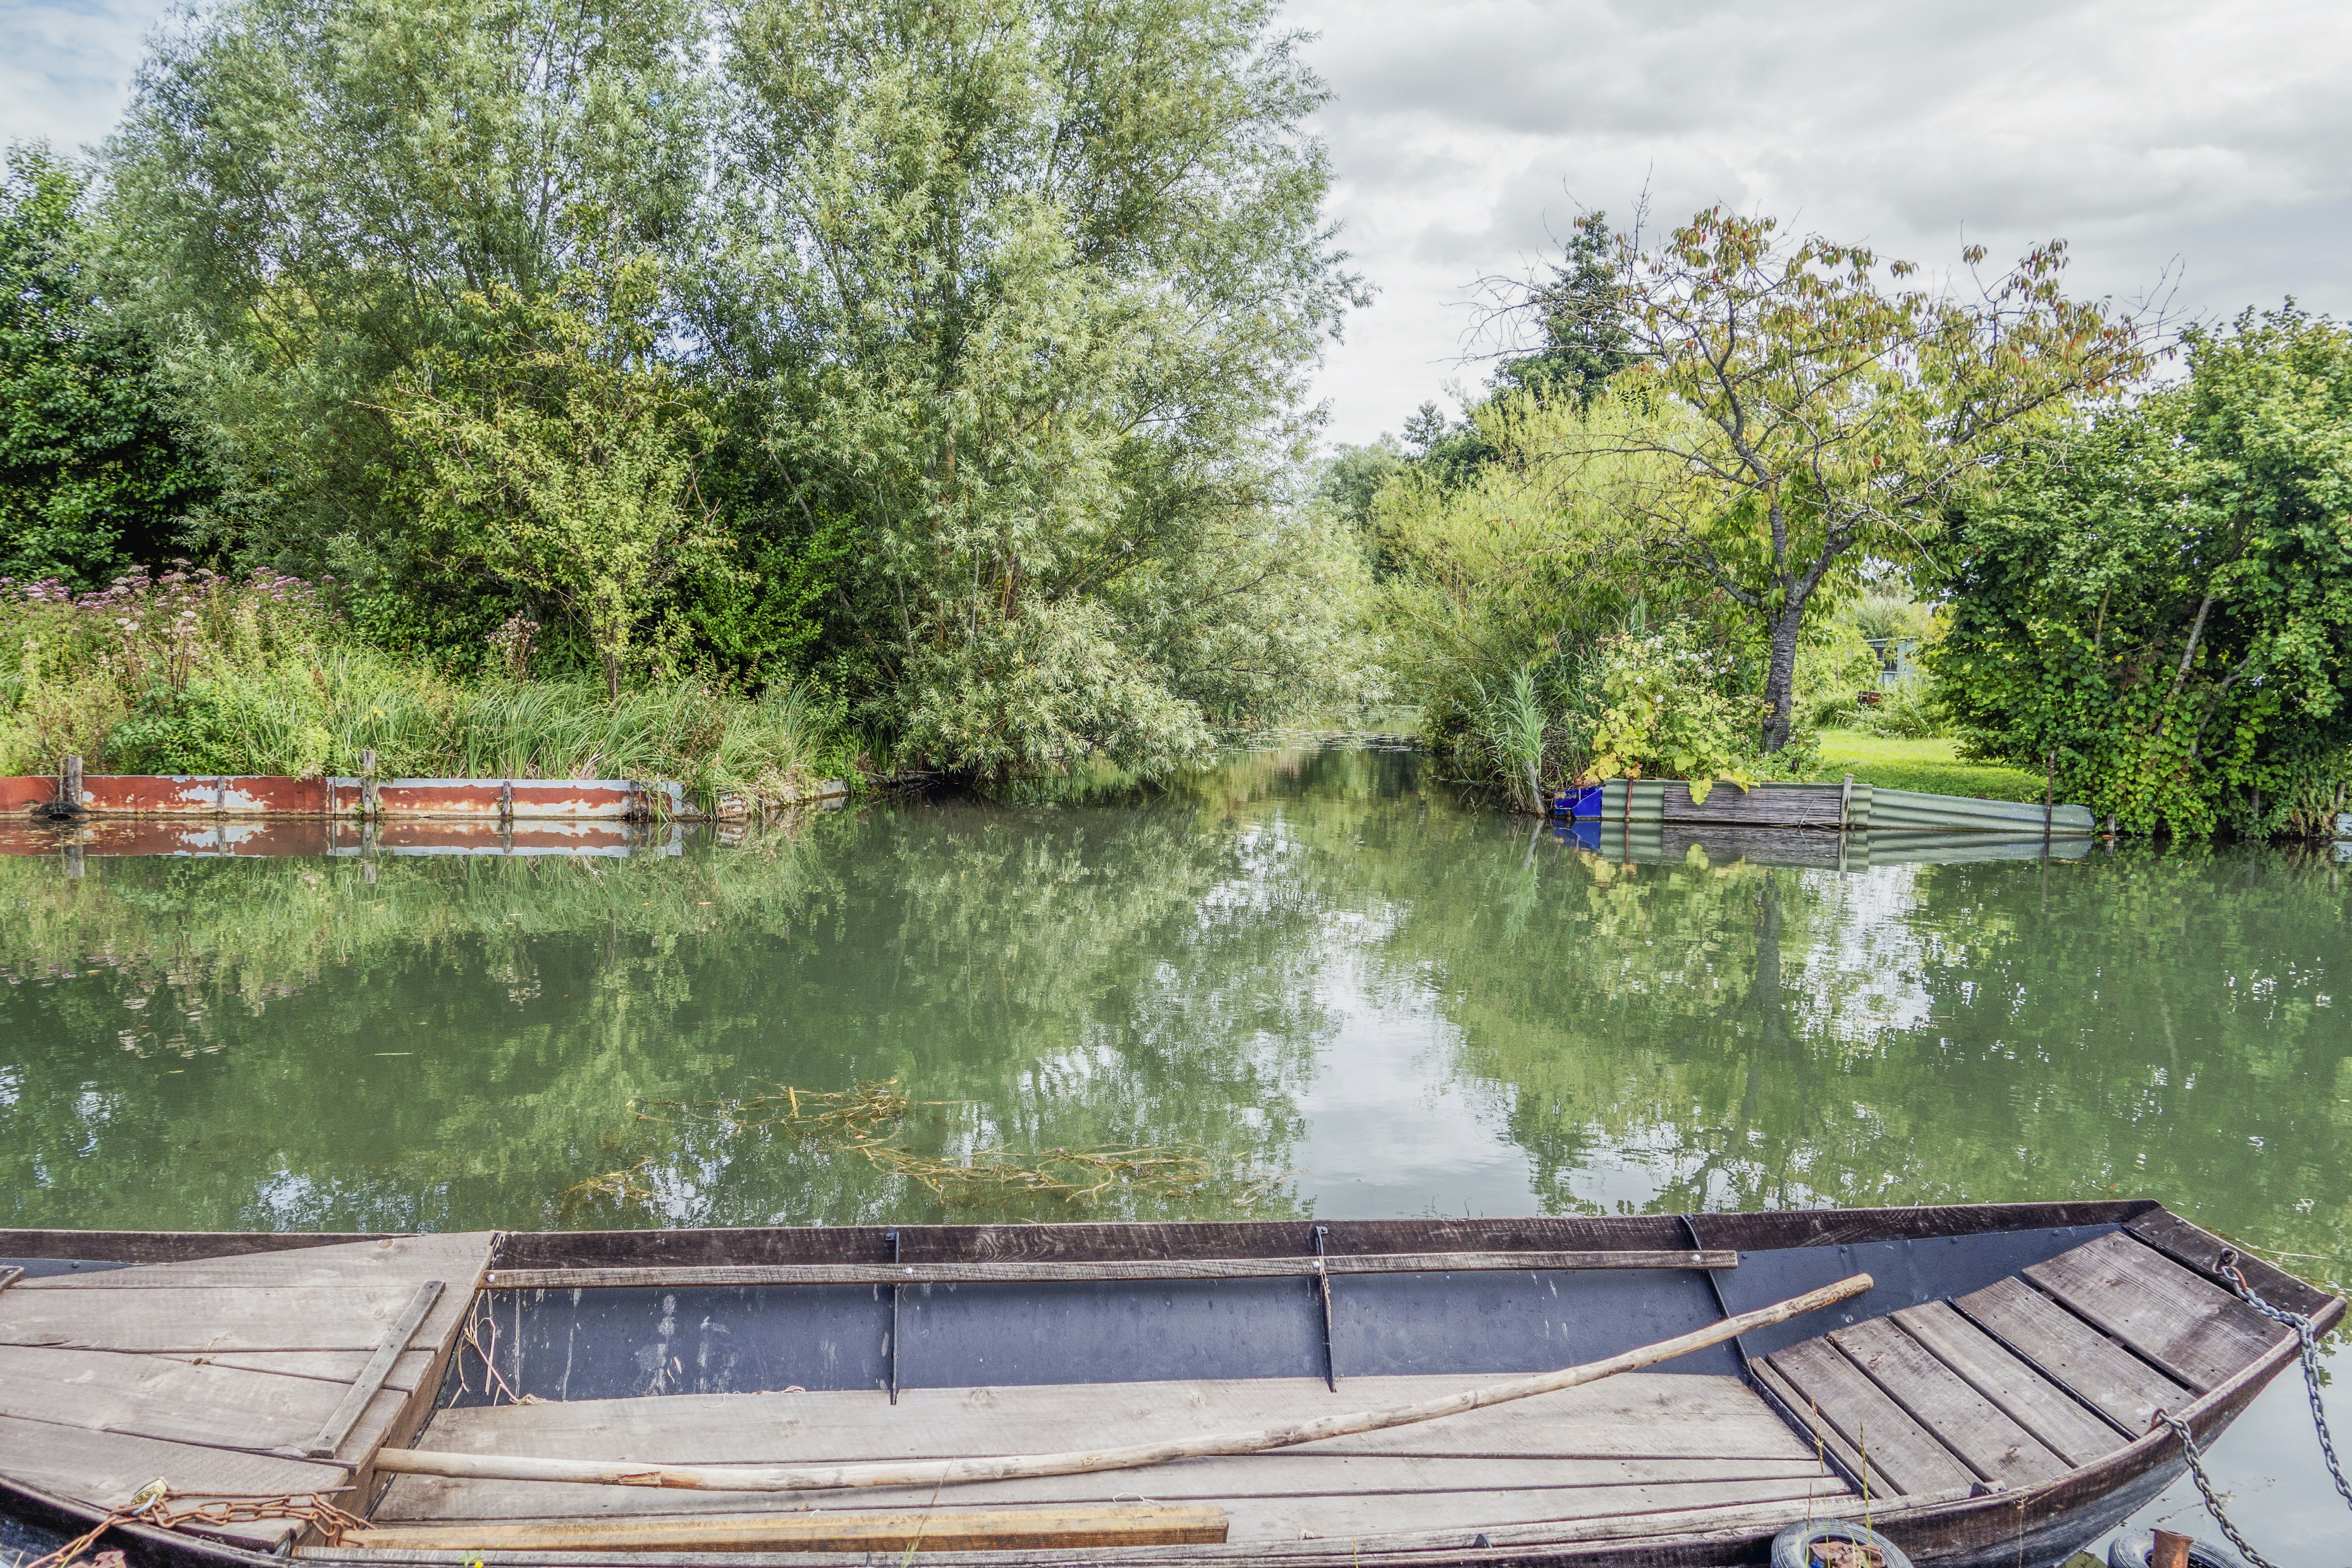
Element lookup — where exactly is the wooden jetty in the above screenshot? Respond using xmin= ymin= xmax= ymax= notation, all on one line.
xmin=0 ymin=1202 xmax=2335 ymax=1568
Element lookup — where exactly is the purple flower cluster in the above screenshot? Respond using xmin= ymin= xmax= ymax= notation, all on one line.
xmin=3 ymin=560 xmax=341 ymax=690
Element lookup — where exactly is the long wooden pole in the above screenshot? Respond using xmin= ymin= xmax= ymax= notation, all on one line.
xmin=374 ymin=1273 xmax=1873 ymax=1495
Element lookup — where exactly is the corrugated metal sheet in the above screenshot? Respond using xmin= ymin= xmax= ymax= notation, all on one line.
xmin=1862 ymin=787 xmax=2095 ymax=835
xmin=1597 ymin=778 xmax=1844 ymax=828
xmin=1556 ymin=821 xmax=2094 ymax=870
xmin=368 ymin=778 xmax=643 ymax=819
xmin=1592 ymin=778 xmax=2095 ymax=834
xmin=71 ymin=775 xmax=340 ymax=815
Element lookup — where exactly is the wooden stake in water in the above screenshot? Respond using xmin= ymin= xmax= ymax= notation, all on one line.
xmin=61 ymin=753 xmax=83 ymax=815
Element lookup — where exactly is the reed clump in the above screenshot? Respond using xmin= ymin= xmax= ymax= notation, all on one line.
xmin=0 ymin=568 xmax=842 ymax=805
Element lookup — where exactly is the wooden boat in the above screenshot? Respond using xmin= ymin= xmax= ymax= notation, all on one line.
xmin=0 ymin=1201 xmax=2336 ymax=1568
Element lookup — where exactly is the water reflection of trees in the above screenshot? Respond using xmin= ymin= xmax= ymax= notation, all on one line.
xmin=6 ymin=750 xmax=2346 ymax=1283
xmin=0 ymin=773 xmax=1369 ymax=1231
xmin=1376 ymin=827 xmax=2352 ymax=1280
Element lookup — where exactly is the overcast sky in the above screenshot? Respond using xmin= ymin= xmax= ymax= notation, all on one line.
xmin=6 ymin=0 xmax=2346 ymax=448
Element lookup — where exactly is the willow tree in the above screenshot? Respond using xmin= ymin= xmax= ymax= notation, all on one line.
xmin=105 ymin=0 xmax=707 ymax=597
xmin=698 ymin=0 xmax=1364 ymax=778
xmin=1582 ymin=210 xmax=2148 ymax=750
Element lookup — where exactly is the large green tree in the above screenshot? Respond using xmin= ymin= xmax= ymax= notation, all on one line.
xmin=1 ymin=145 xmax=213 ymax=587
xmin=1592 ymin=211 xmax=2147 ymax=750
xmin=104 ymin=0 xmax=707 ymax=625
xmin=696 ymin=0 xmax=1365 ymax=777
xmin=1936 ymin=307 xmax=2352 ymax=838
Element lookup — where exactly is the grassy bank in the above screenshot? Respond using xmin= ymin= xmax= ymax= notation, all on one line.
xmin=1806 ymin=729 xmax=2047 ymax=803
xmin=2 ymin=569 xmax=848 ymax=804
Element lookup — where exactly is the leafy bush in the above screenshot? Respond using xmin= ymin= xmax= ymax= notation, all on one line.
xmin=1936 ymin=308 xmax=2352 ymax=838
xmin=1583 ymin=624 xmax=1762 ymax=803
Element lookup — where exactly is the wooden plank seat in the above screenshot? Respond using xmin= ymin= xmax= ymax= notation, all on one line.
xmin=1759 ymin=1231 xmax=2289 ymax=1502
xmin=372 ymin=1371 xmax=1856 ymax=1549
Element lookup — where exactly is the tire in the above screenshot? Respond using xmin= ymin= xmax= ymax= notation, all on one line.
xmin=1770 ymin=1519 xmax=1916 ymax=1568
xmin=2108 ymin=1531 xmax=2242 ymax=1568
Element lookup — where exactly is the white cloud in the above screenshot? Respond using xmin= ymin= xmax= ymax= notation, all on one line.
xmin=5 ymin=0 xmax=2344 ymax=450
xmin=1291 ymin=0 xmax=2352 ymax=444
xmin=0 ymin=0 xmax=175 ymax=159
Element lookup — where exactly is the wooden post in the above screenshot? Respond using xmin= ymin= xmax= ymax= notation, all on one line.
xmin=360 ymin=749 xmax=379 ymax=822
xmin=61 ymin=753 xmax=83 ymax=815
xmin=2042 ymin=748 xmax=2056 ymax=845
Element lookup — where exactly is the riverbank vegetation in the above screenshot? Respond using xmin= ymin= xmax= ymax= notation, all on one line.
xmin=4 ymin=0 xmax=2348 ymax=832
xmin=0 ymin=565 xmax=843 ymax=798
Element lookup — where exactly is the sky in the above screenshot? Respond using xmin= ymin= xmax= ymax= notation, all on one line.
xmin=5 ymin=0 xmax=2346 ymax=447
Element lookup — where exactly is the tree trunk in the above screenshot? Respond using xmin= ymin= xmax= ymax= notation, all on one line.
xmin=603 ymin=649 xmax=621 ymax=702
xmin=1760 ymin=605 xmax=1804 ymax=752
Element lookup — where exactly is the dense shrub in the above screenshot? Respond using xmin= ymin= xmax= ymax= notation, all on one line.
xmin=1936 ymin=309 xmax=2352 ymax=837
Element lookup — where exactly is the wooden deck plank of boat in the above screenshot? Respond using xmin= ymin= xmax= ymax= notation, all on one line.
xmin=398 ymin=1370 xmax=1810 ymax=1467
xmin=379 ymin=1475 xmax=1845 ymax=1550
xmin=304 ymin=1492 xmax=1864 ymax=1564
xmin=1953 ymin=1276 xmax=2192 ymax=1430
xmin=1763 ymin=1339 xmax=1976 ymax=1496
xmin=147 ymin=1348 xmax=438 ymax=1390
xmin=2023 ymin=1231 xmax=2287 ymax=1392
xmin=1825 ymin=1317 xmax=2067 ymax=1488
xmin=1890 ymin=1301 xmax=2127 ymax=1465
xmin=0 ymin=1412 xmax=346 ymax=1551
xmin=12 ymin=1234 xmax=478 ymax=1292
xmin=374 ymin=1372 xmax=1846 ymax=1537
xmin=0 ymin=1343 xmax=416 ymax=1456
xmin=0 ymin=1233 xmax=495 ymax=1550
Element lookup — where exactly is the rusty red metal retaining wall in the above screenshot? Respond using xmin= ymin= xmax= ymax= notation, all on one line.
xmin=0 ymin=777 xmax=55 ymax=813
xmin=4 ymin=775 xmax=689 ymax=820
xmin=0 ymin=819 xmax=681 ymax=858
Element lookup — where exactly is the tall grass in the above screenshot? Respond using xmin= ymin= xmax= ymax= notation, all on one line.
xmin=0 ymin=569 xmax=841 ymax=801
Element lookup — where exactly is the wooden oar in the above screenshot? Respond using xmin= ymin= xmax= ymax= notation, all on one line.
xmin=374 ymin=1272 xmax=1871 ymax=1494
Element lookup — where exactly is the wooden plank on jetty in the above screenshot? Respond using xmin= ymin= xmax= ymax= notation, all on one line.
xmin=481 ymin=1248 xmax=1735 ymax=1290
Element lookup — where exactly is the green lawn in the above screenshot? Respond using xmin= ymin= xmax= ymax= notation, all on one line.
xmin=1805 ymin=729 xmax=2047 ymax=803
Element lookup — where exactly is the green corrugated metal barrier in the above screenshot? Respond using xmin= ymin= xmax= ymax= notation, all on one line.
xmin=1589 ymin=778 xmax=2095 ymax=834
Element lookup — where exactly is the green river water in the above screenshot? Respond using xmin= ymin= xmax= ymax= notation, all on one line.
xmin=3 ymin=745 xmax=2347 ymax=1559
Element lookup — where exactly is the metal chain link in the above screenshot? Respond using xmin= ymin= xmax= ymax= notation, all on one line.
xmin=2151 ymin=1409 xmax=2278 ymax=1568
xmin=2218 ymin=1251 xmax=2352 ymax=1514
